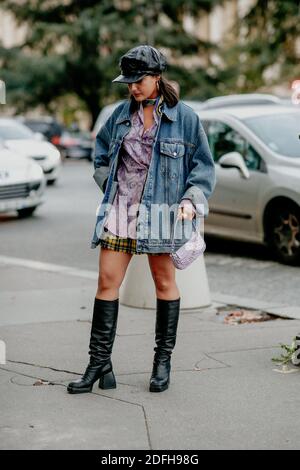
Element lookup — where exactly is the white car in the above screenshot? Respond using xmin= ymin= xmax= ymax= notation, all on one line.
xmin=0 ymin=118 xmax=62 ymax=184
xmin=0 ymin=144 xmax=46 ymax=217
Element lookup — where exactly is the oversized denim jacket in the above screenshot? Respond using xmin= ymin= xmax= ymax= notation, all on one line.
xmin=90 ymin=98 xmax=216 ymax=253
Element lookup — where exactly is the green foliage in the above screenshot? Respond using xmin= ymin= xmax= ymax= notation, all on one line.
xmin=0 ymin=0 xmax=226 ymax=125
xmin=1 ymin=0 xmax=299 ymax=124
xmin=225 ymin=0 xmax=300 ymax=91
xmin=272 ymin=337 xmax=298 ymax=365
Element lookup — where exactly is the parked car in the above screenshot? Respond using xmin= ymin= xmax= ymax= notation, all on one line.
xmin=20 ymin=117 xmax=94 ymax=161
xmin=280 ymin=97 xmax=299 ymax=107
xmin=0 ymin=141 xmax=46 ymax=217
xmin=58 ymin=126 xmax=94 ymax=161
xmin=198 ymin=104 xmax=300 ymax=265
xmin=17 ymin=116 xmax=64 ymax=144
xmin=182 ymin=100 xmax=203 ymax=111
xmin=0 ymin=118 xmax=61 ymax=185
xmin=198 ymin=93 xmax=285 ymax=110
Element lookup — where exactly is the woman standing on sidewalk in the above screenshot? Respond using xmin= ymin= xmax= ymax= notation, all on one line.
xmin=67 ymin=45 xmax=216 ymax=395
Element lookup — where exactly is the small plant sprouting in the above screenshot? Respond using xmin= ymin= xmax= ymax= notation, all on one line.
xmin=272 ymin=337 xmax=298 ymax=365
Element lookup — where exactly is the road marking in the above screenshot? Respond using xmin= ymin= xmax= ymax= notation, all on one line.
xmin=0 ymin=253 xmax=277 ymax=281
xmin=0 ymin=255 xmax=98 ymax=280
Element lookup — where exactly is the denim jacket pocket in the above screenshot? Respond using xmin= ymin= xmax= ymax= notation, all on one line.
xmin=160 ymin=142 xmax=185 ymax=178
xmin=159 ymin=142 xmax=185 ymax=205
xmin=160 ymin=142 xmax=185 ymax=159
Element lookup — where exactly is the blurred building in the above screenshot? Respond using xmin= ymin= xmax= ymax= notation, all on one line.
xmin=0 ymin=8 xmax=27 ymax=48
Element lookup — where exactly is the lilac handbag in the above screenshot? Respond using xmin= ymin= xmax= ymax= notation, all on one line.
xmin=170 ymin=216 xmax=206 ymax=269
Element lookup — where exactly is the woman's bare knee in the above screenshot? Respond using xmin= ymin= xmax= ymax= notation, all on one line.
xmin=154 ymin=277 xmax=175 ymax=293
xmin=97 ymin=248 xmax=133 ymax=296
xmin=147 ymin=254 xmax=179 ymax=298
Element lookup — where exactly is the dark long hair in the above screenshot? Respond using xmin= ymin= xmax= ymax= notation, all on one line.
xmin=128 ymin=75 xmax=179 ymax=111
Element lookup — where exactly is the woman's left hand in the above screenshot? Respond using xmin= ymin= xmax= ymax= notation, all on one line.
xmin=177 ymin=199 xmax=196 ymax=221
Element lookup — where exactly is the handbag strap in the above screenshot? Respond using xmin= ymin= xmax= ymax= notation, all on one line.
xmin=170 ymin=215 xmax=197 ymax=252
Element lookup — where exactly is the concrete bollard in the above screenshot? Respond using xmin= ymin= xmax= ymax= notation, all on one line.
xmin=119 ymin=254 xmax=211 ymax=309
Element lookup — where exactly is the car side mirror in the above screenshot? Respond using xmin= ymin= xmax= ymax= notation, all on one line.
xmin=218 ymin=152 xmax=250 ymax=179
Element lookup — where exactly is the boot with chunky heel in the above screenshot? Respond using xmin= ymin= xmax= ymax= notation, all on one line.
xmin=67 ymin=297 xmax=119 ymax=394
xmin=99 ymin=370 xmax=117 ymax=390
xmin=149 ymin=297 xmax=180 ymax=393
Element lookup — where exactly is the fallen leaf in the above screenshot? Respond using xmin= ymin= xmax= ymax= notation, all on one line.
xmin=33 ymin=379 xmax=50 ymax=386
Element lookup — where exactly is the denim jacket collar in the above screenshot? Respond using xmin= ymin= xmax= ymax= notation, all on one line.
xmin=115 ymin=98 xmax=178 ymax=124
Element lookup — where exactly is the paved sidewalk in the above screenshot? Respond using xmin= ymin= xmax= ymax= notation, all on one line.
xmin=1 ymin=261 xmax=300 ymax=450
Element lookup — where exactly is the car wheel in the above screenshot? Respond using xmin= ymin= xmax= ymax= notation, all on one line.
xmin=17 ymin=206 xmax=37 ymax=218
xmin=266 ymin=202 xmax=300 ymax=265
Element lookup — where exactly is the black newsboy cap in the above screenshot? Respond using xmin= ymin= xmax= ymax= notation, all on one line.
xmin=112 ymin=44 xmax=167 ymax=84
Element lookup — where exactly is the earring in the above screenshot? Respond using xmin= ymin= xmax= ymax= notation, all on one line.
xmin=156 ymin=80 xmax=160 ymax=91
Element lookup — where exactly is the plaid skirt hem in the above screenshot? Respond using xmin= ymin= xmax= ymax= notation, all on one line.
xmin=99 ymin=233 xmax=164 ymax=255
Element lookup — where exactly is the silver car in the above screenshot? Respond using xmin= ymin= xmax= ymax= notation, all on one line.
xmin=198 ymin=93 xmax=289 ymax=110
xmin=197 ymin=105 xmax=300 ymax=265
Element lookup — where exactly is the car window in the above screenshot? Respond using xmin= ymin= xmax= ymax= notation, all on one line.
xmin=207 ymin=121 xmax=261 ymax=171
xmin=0 ymin=122 xmax=34 ymax=140
xmin=243 ymin=112 xmax=300 ymax=158
xmin=24 ymin=121 xmax=63 ymax=138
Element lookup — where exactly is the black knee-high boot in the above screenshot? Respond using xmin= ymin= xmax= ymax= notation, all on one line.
xmin=149 ymin=297 xmax=181 ymax=393
xmin=67 ymin=297 xmax=119 ymax=394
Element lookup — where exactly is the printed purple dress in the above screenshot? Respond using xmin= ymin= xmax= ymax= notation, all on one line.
xmin=99 ymin=94 xmax=195 ymax=255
